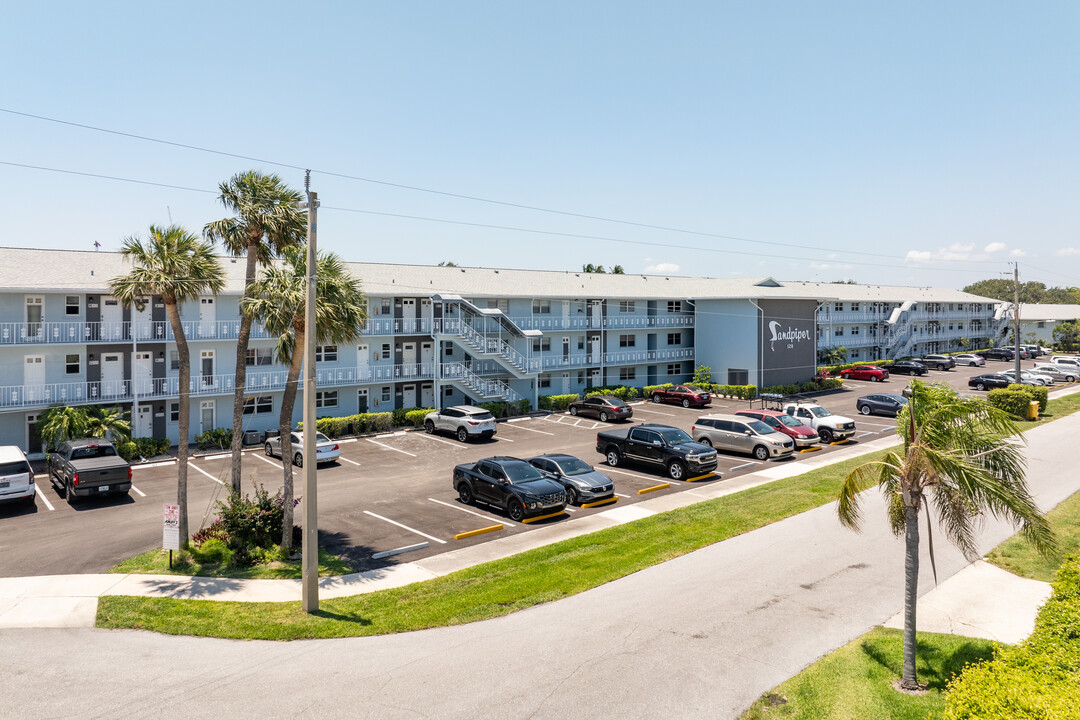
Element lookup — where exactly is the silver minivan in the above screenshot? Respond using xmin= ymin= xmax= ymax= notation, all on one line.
xmin=0 ymin=446 xmax=35 ymax=507
xmin=691 ymin=413 xmax=795 ymax=460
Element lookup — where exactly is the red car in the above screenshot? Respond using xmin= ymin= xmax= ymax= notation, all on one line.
xmin=838 ymin=365 xmax=889 ymax=382
xmin=650 ymin=384 xmax=712 ymax=408
xmin=734 ymin=409 xmax=820 ymax=448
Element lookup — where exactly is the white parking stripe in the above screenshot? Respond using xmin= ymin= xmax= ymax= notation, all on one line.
xmin=366 ymin=438 xmax=417 ymax=457
xmin=496 ymin=436 xmax=514 ymax=442
xmin=729 ymin=462 xmax=760 ymax=471
xmin=130 ymin=485 xmax=146 ymax=497
xmin=34 ymin=484 xmax=54 ymax=511
xmin=614 ymin=493 xmax=631 ymax=498
xmin=339 ymin=457 xmax=362 ymax=467
xmin=428 ymin=497 xmax=517 ymax=527
xmin=190 ymin=463 xmax=226 ymax=486
xmin=254 ymin=453 xmax=282 ymax=468
xmin=364 ymin=510 xmax=446 ymax=544
xmin=857 ymin=432 xmax=876 ymax=438
xmin=602 ymin=467 xmax=666 ymax=482
xmin=416 ymin=433 xmax=464 ymax=448
xmin=501 ymin=423 xmax=555 ymax=436
xmin=634 ymin=408 xmax=676 ymax=416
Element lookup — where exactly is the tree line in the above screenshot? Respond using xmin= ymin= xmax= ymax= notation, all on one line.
xmin=963 ymin=279 xmax=1080 ymax=304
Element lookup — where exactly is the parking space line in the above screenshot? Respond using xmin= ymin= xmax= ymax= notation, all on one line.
xmin=856 ymin=421 xmax=895 ymax=429
xmin=634 ymin=408 xmax=675 ymax=416
xmin=428 ymin=497 xmax=518 ymax=526
xmin=254 ymin=453 xmax=282 ymax=468
xmin=339 ymin=457 xmax=362 ymax=467
xmin=366 ymin=438 xmax=417 ymax=457
xmin=364 ymin=510 xmax=447 ymax=544
xmin=603 ymin=466 xmax=666 ymax=482
xmin=729 ymin=462 xmax=759 ymax=471
xmin=416 ymin=433 xmax=464 ymax=448
xmin=500 ymin=423 xmax=555 ymax=436
xmin=190 ymin=463 xmax=226 ymax=486
xmin=34 ymin=484 xmax=55 ymax=511
xmin=372 ymin=542 xmax=429 ymax=560
xmin=614 ymin=493 xmax=631 ymax=498
xmin=131 ymin=485 xmax=146 ymax=497
xmin=495 ymin=436 xmax=514 ymax=442
xmin=857 ymin=432 xmax=877 ymax=439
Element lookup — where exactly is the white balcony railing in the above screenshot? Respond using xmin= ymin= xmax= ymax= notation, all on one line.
xmin=604 ymin=348 xmax=695 ymax=365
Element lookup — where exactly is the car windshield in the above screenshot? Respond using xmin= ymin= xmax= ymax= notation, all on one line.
xmin=657 ymin=428 xmax=693 ymax=445
xmin=70 ymin=445 xmax=117 ymax=459
xmin=777 ymin=415 xmax=804 ymax=428
xmin=555 ymin=457 xmax=593 ymax=476
xmin=466 ymin=411 xmax=495 ymax=420
xmin=685 ymin=386 xmax=706 ymax=394
xmin=746 ymin=420 xmax=774 ymax=435
xmin=809 ymin=406 xmax=832 ymax=418
xmin=315 ymin=433 xmax=332 ymax=444
xmin=607 ymin=398 xmax=627 ymax=407
xmin=504 ymin=462 xmax=545 ymax=483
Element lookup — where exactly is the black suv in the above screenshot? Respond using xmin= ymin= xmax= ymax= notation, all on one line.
xmin=978 ymin=349 xmax=1014 ymax=361
xmin=452 ymin=457 xmax=567 ymax=522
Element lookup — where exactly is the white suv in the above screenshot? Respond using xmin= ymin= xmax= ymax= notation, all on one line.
xmin=425 ymin=405 xmax=498 ymax=442
xmin=0 ymin=446 xmax=35 ymax=507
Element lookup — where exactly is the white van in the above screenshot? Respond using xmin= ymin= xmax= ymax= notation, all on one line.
xmin=0 ymin=446 xmax=35 ymax=507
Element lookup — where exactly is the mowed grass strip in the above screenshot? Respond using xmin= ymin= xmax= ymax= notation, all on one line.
xmin=97 ymin=445 xmax=894 ymax=640
xmin=986 ymin=474 xmax=1080 ymax=582
xmin=108 ymin=547 xmax=352 ymax=580
xmin=738 ymin=627 xmax=995 ymax=720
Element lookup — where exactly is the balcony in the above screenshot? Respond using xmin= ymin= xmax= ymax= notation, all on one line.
xmin=604 ymin=348 xmax=695 ymax=365
xmin=359 ymin=317 xmax=432 ymax=336
xmin=0 ymin=320 xmax=282 ymax=346
xmin=602 ymin=315 xmax=695 ymax=329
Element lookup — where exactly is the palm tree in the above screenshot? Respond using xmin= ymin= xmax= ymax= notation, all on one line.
xmin=85 ymin=405 xmax=132 ymax=443
xmin=204 ymin=171 xmax=306 ymax=493
xmin=242 ymin=246 xmax=366 ymax=550
xmin=110 ymin=225 xmax=225 ymax=549
xmin=836 ymin=380 xmax=1054 ymax=690
xmin=39 ymin=406 xmax=91 ymax=452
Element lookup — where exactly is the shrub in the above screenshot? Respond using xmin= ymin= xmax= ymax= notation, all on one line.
xmin=986 ymin=388 xmax=1035 ymax=419
xmin=584 ymin=385 xmax=640 ymax=401
xmin=134 ymin=436 xmax=170 ymax=458
xmin=193 ymin=537 xmax=231 ymax=564
xmin=691 ymin=364 xmax=713 ymax=385
xmin=539 ymin=394 xmax=579 ymax=412
xmin=1014 ymin=383 xmax=1049 ymax=413
xmin=116 ymin=440 xmax=138 ymax=462
xmin=476 ymin=399 xmax=531 ymax=418
xmin=191 ymin=519 xmax=229 ymax=546
xmin=391 ymin=406 xmax=434 ymax=427
xmin=216 ymin=484 xmax=290 ymax=553
xmin=643 ymin=383 xmax=674 ymax=397
xmin=404 ymin=408 xmax=435 ymax=427
xmin=763 ymin=384 xmax=800 ymax=396
xmin=310 ymin=412 xmax=394 ymax=438
xmin=195 ymin=427 xmax=233 ymax=451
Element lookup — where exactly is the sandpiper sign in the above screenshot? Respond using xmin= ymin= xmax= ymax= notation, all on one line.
xmin=758 ymin=299 xmax=817 ymax=386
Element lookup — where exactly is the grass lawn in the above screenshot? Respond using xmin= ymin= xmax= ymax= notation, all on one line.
xmin=738 ymin=627 xmax=995 ymax=720
xmin=107 ymin=547 xmax=353 ymax=580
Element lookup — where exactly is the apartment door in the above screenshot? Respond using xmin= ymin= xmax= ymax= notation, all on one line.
xmin=134 ymin=351 xmax=153 ymax=394
xmin=589 ymin=301 xmax=602 ymax=329
xmin=562 ymin=301 xmax=571 ymax=329
xmin=562 ymin=337 xmax=570 ymax=362
xmin=200 ymin=400 xmax=215 ymax=435
xmin=25 ymin=296 xmax=43 ymax=339
xmin=101 ymin=353 xmax=124 ymax=395
xmin=132 ymin=297 xmax=153 ymax=340
xmin=589 ymin=368 xmax=601 ymax=386
xmin=562 ymin=372 xmax=570 ymax=393
xmin=402 ymin=384 xmax=417 ymax=408
xmin=421 ymin=342 xmax=434 ymax=376
xmin=26 ymin=414 xmax=43 ymax=458
xmin=199 ymin=297 xmax=216 ymax=337
xmin=402 ymin=298 xmax=417 ymax=332
xmin=421 ymin=383 xmax=434 ymax=408
xmin=588 ymin=337 xmax=601 ymax=364
xmin=135 ymin=404 xmax=153 ymax=437
xmin=357 ymin=388 xmax=369 ymax=413
xmin=357 ymin=344 xmax=370 ymax=380
xmin=101 ymin=296 xmax=124 ymax=341
xmin=200 ymin=350 xmax=214 ymax=387
xmin=402 ymin=342 xmax=417 ymax=376
xmin=23 ymin=355 xmax=44 ymax=402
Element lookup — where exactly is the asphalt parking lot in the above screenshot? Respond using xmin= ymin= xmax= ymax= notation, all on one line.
xmin=1 ymin=358 xmax=1064 ymax=578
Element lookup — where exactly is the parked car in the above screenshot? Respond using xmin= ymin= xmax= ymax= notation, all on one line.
xmin=1021 ymin=345 xmax=1044 ymax=357
xmin=264 ymin=431 xmax=341 ymax=466
xmin=567 ymin=395 xmax=633 ymax=422
xmin=0 ymin=446 xmax=35 ymax=507
xmin=1032 ymin=363 xmax=1077 ymax=382
xmin=952 ymin=353 xmax=986 ymax=367
xmin=978 ymin=349 xmax=1014 ymax=361
xmin=454 ymin=456 xmax=567 ymax=522
xmin=424 ymin=405 xmax=497 ymax=442
xmin=968 ymin=373 xmax=1013 ymax=391
xmin=856 ymin=393 xmax=909 ymax=417
xmin=734 ymin=409 xmax=820 ymax=448
xmin=47 ymin=439 xmax=132 ymax=504
xmin=691 ymin=414 xmax=795 ymax=460
xmin=1000 ymin=369 xmax=1053 ymax=386
xmin=596 ymin=424 xmax=718 ymax=481
xmin=918 ymin=355 xmax=956 ymax=371
xmin=650 ymin=385 xmax=712 ymax=408
xmin=781 ymin=402 xmax=857 ymax=444
xmin=1051 ymin=356 xmax=1080 ymax=369
xmin=838 ymin=365 xmax=889 ymax=382
xmin=526 ymin=454 xmax=614 ymax=506
xmin=880 ymin=360 xmax=928 ymax=376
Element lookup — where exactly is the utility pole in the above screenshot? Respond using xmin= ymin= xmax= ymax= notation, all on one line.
xmin=301 ymin=170 xmax=319 ymax=613
xmin=1013 ymin=262 xmax=1021 ymax=379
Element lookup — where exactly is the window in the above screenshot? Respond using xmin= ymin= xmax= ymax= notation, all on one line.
xmin=851 ymin=303 xmax=860 ymax=311
xmin=577 ymin=370 xmax=585 ymax=384
xmin=380 ymin=343 xmax=391 ymax=360
xmin=577 ymin=337 xmax=585 ymax=350
xmin=619 ymin=300 xmax=635 ymax=313
xmin=65 ymin=354 xmax=80 ymax=374
xmin=538 ymin=374 xmax=551 ymax=389
xmin=532 ymin=337 xmax=551 ymax=352
xmin=667 ymin=301 xmax=682 ymax=313
xmin=246 ymin=347 xmax=273 ymax=366
xmin=667 ymin=363 xmax=682 ymax=375
xmin=169 ymin=351 xmax=180 ymax=371
xmin=377 ymin=299 xmax=391 ymax=315
xmin=619 ymin=334 xmax=636 ymax=348
xmin=667 ymin=332 xmax=682 ymax=345
xmin=242 ymin=396 xmax=273 ymax=414
xmin=851 ymin=350 xmax=860 ymax=359
xmin=381 ymin=386 xmax=392 ymax=402
xmin=728 ymin=368 xmax=749 ymax=385
xmin=1037 ymin=321 xmax=1045 ymax=328
xmin=315 ymin=390 xmax=338 ymax=408
xmin=532 ymin=299 xmax=551 ymax=314
xmin=444 ymin=342 xmax=454 ymax=357
xmin=65 ymin=295 xmax=80 ymax=315
xmin=445 ymin=386 xmax=454 ymax=397
xmin=619 ymin=367 xmax=636 ymax=381
xmin=170 ymin=403 xmax=179 ymax=423
xmin=834 ymin=327 xmax=845 ymax=336
xmin=315 ymin=345 xmax=338 ymax=362
xmin=487 ymin=299 xmax=509 ymax=313
xmin=851 ymin=326 xmax=860 ymax=335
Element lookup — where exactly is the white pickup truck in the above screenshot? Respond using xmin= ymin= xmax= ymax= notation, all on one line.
xmin=782 ymin=402 xmax=857 ymax=444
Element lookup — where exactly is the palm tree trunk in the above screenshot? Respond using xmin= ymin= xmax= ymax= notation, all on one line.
xmin=279 ymin=324 xmax=305 ymax=550
xmin=229 ymin=240 xmax=261 ymax=492
xmin=165 ymin=299 xmax=191 ymax=550
xmin=901 ymin=504 xmax=921 ymax=689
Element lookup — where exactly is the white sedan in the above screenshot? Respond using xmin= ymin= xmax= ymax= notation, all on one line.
xmin=1001 ymin=369 xmax=1055 ymax=387
xmin=264 ymin=431 xmax=340 ymax=467
xmin=952 ymin=353 xmax=986 ymax=367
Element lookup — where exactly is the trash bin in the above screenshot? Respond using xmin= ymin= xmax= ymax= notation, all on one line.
xmin=242 ymin=430 xmax=262 ymax=446
xmin=1027 ymin=400 xmax=1039 ymax=420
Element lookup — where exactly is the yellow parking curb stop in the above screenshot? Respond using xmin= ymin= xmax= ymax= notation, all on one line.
xmin=581 ymin=496 xmax=618 ymax=508
xmin=454 ymin=524 xmax=504 ymax=540
xmin=799 ymin=446 xmax=823 ymax=453
xmin=521 ymin=510 xmax=567 ymax=524
xmin=637 ymin=483 xmax=671 ymax=494
xmin=829 ymin=439 xmax=853 ymax=446
xmin=686 ymin=473 xmax=716 ymax=483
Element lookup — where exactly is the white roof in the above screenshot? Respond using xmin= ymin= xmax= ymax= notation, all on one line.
xmin=1018 ymin=304 xmax=1080 ymax=322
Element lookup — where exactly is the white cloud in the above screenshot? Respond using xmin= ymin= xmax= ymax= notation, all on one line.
xmin=1009 ymin=249 xmax=1027 ymax=258
xmin=826 ymin=253 xmax=839 ymax=260
xmin=947 ymin=242 xmax=975 ymax=253
xmin=905 ymin=250 xmax=933 ymax=262
xmin=984 ymin=242 xmax=1006 ymax=253
xmin=1054 ymin=247 xmax=1079 ymax=257
xmin=643 ymin=262 xmax=679 ymax=274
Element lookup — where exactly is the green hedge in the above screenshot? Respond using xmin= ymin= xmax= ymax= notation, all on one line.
xmin=1008 ymin=384 xmax=1049 ymax=413
xmin=308 ymin=412 xmax=394 ymax=438
xmin=819 ymin=360 xmax=890 ymax=376
xmin=194 ymin=428 xmax=233 ymax=451
xmin=986 ymin=388 xmax=1035 ymax=419
xmin=943 ymin=558 xmax=1080 ymax=718
xmin=392 ymin=406 xmax=435 ymax=427
xmin=643 ymin=383 xmax=675 ymax=397
xmin=404 ymin=408 xmax=436 ymax=427
xmin=476 ymin=399 xmax=531 ymax=418
xmin=539 ymin=394 xmax=580 ymax=412
xmin=584 ymin=385 xmax=641 ymax=401
xmin=710 ymin=384 xmax=758 ymax=400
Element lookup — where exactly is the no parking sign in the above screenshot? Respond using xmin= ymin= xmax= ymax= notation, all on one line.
xmin=163 ymin=504 xmax=180 ymax=550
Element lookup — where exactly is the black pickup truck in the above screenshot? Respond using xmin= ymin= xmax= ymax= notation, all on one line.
xmin=47 ymin=439 xmax=132 ymax=504
xmin=452 ymin=456 xmax=567 ymax=522
xmin=596 ymin=423 xmax=719 ymax=481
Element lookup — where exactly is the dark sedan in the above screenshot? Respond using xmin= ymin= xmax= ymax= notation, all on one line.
xmin=978 ymin=349 xmax=1014 ymax=361
xmin=856 ymin=393 xmax=908 ymax=417
xmin=968 ymin=373 xmax=1013 ymax=391
xmin=567 ymin=395 xmax=633 ymax=422
xmin=881 ymin=360 xmax=928 ymax=376
xmin=527 ymin=454 xmax=615 ymax=506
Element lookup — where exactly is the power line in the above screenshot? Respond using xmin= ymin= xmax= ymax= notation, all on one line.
xmin=0 ymin=161 xmax=215 ymax=194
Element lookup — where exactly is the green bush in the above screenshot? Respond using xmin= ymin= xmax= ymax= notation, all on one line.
xmin=404 ymin=408 xmax=435 ymax=427
xmin=643 ymin=383 xmax=674 ymax=397
xmin=193 ymin=537 xmax=231 ymax=564
xmin=1014 ymin=383 xmax=1049 ymax=413
xmin=476 ymin=399 xmax=531 ymax=418
xmin=943 ymin=558 xmax=1080 ymax=719
xmin=116 ymin=440 xmax=138 ymax=462
xmin=584 ymin=385 xmax=640 ymax=401
xmin=763 ymin=384 xmax=800 ymax=396
xmin=310 ymin=412 xmax=394 ymax=438
xmin=391 ymin=406 xmax=435 ymax=427
xmin=195 ymin=427 xmax=233 ymax=451
xmin=216 ymin=484 xmax=287 ymax=554
xmin=539 ymin=394 xmax=580 ymax=412
xmin=691 ymin=364 xmax=712 ymax=385
xmin=134 ymin=436 xmax=170 ymax=458
xmin=986 ymin=388 xmax=1035 ymax=419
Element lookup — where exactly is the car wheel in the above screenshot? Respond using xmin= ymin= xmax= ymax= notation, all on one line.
xmin=976 ymin=383 xmax=986 ymax=391
xmin=1068 ymin=376 xmax=1076 ymax=383
xmin=753 ymin=445 xmax=770 ymax=461
xmin=264 ymin=442 xmax=274 ymax=457
xmin=565 ymin=486 xmax=578 ymax=506
xmin=970 ymin=362 xmax=977 ymax=367
xmin=569 ymin=406 xmax=578 ymax=416
xmin=456 ymin=427 xmax=469 ymax=443
xmin=605 ymin=448 xmax=621 ymax=467
xmin=457 ymin=483 xmax=474 ymax=505
xmin=66 ymin=482 xmax=78 ymax=505
xmin=697 ymin=437 xmax=713 ymax=447
xmin=860 ymin=405 xmax=872 ymax=415
xmin=424 ymin=420 xmax=435 ymax=434
xmin=819 ymin=428 xmax=834 ymax=443
xmin=871 ymin=376 xmax=880 ymax=382
xmin=840 ymin=373 xmax=849 ymax=380
xmin=667 ymin=460 xmax=686 ymax=481
xmin=507 ymin=499 xmax=526 ymax=523
xmin=294 ymin=453 xmax=303 ymax=468
xmin=599 ymin=411 xmax=609 ymax=422
xmin=652 ymin=394 xmax=662 ymax=404
xmin=682 ymin=398 xmax=691 ymax=408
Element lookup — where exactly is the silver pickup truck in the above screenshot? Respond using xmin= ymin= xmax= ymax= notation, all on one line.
xmin=47 ymin=439 xmax=132 ymax=504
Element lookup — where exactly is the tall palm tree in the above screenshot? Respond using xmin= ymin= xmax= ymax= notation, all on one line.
xmin=85 ymin=405 xmax=132 ymax=443
xmin=204 ymin=171 xmax=306 ymax=493
xmin=836 ymin=380 xmax=1054 ymax=690
xmin=39 ymin=406 xmax=91 ymax=452
xmin=110 ymin=225 xmax=225 ymax=549
xmin=242 ymin=246 xmax=366 ymax=550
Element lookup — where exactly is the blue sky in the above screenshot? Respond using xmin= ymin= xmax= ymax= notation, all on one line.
xmin=3 ymin=1 xmax=1077 ymax=289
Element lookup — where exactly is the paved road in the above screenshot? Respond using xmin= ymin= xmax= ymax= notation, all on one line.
xmin=3 ymin=401 xmax=1077 ymax=719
